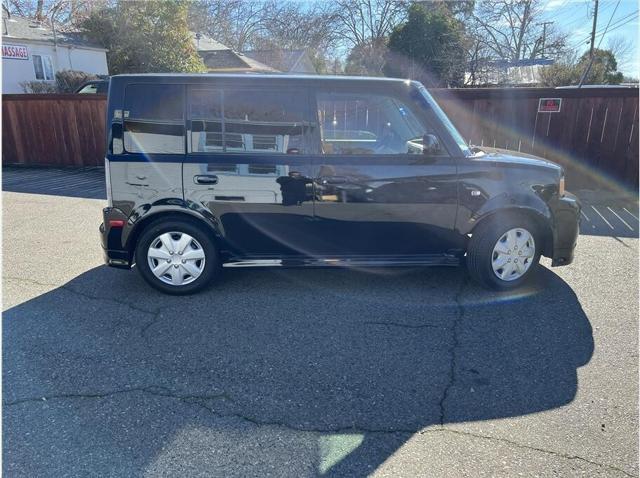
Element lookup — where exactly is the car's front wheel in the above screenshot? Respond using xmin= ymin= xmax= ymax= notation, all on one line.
xmin=467 ymin=215 xmax=541 ymax=290
xmin=135 ymin=219 xmax=219 ymax=295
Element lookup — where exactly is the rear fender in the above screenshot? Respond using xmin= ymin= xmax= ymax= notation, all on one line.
xmin=123 ymin=199 xmax=227 ymax=256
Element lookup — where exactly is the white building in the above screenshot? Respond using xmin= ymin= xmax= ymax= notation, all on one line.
xmin=2 ymin=13 xmax=108 ymax=93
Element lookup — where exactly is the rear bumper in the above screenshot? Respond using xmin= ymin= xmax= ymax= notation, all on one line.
xmin=100 ymin=207 xmax=132 ymax=269
xmin=549 ymin=192 xmax=580 ymax=267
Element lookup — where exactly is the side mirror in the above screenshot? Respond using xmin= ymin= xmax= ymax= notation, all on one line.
xmin=422 ymin=134 xmax=441 ymax=155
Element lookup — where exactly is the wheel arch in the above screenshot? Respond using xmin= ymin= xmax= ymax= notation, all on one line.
xmin=125 ymin=209 xmax=225 ymax=261
xmin=470 ymin=207 xmax=554 ymax=257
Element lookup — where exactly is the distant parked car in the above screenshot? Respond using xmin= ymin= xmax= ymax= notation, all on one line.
xmin=76 ymin=79 xmax=109 ymax=94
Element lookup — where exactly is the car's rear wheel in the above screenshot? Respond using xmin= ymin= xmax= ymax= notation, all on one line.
xmin=467 ymin=214 xmax=541 ymax=290
xmin=135 ymin=219 xmax=219 ymax=295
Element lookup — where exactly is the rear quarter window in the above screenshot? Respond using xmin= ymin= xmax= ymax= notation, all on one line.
xmin=123 ymin=84 xmax=184 ymax=155
xmin=189 ymin=87 xmax=307 ymax=154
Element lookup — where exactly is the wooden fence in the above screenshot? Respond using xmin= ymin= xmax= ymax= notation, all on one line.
xmin=432 ymin=87 xmax=639 ymax=188
xmin=2 ymin=94 xmax=107 ymax=168
xmin=3 ymin=87 xmax=638 ymax=187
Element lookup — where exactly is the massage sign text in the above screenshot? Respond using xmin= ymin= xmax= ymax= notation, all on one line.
xmin=3 ymin=44 xmax=29 ymax=60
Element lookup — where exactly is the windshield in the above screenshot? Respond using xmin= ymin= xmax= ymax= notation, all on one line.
xmin=417 ymin=85 xmax=471 ymax=156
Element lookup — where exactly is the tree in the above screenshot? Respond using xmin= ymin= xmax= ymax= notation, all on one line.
xmin=577 ymin=49 xmax=624 ymax=85
xmin=607 ymin=34 xmax=634 ymax=74
xmin=81 ymin=0 xmax=205 ymax=74
xmin=334 ymin=0 xmax=408 ymax=49
xmin=539 ymin=49 xmax=624 ymax=87
xmin=5 ymin=0 xmax=102 ymax=25
xmin=344 ymin=40 xmax=388 ymax=76
xmin=335 ymin=0 xmax=409 ymax=75
xmin=384 ymin=4 xmax=466 ymax=87
xmin=470 ymin=0 xmax=566 ymax=62
xmin=187 ymin=0 xmax=341 ymax=73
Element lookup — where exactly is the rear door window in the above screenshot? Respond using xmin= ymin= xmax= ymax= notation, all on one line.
xmin=123 ymin=84 xmax=185 ymax=154
xmin=189 ymin=87 xmax=307 ymax=154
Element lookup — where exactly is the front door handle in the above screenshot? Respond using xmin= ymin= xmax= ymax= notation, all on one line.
xmin=322 ymin=176 xmax=349 ymax=184
xmin=194 ymin=175 xmax=218 ymax=185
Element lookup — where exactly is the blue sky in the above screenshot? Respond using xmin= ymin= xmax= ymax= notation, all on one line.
xmin=540 ymin=0 xmax=639 ymax=77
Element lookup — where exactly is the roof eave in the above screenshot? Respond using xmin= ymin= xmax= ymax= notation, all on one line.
xmin=2 ymin=35 xmax=107 ymax=51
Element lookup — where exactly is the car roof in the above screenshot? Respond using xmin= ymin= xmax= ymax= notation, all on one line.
xmin=110 ymin=73 xmax=413 ymax=85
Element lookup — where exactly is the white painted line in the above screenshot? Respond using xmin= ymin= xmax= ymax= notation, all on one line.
xmin=623 ymin=207 xmax=639 ymax=221
xmin=600 ymin=107 xmax=609 ymax=143
xmin=586 ymin=107 xmax=594 ymax=143
xmin=580 ymin=210 xmax=590 ymax=222
xmin=546 ymin=114 xmax=551 ymax=136
xmin=591 ymin=206 xmax=614 ymax=230
xmin=607 ymin=207 xmax=634 ymax=231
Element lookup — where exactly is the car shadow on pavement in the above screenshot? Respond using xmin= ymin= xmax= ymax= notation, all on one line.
xmin=3 ymin=265 xmax=594 ymax=477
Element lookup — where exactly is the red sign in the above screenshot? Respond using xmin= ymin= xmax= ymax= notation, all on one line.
xmin=538 ymin=98 xmax=562 ymax=113
xmin=3 ymin=44 xmax=29 ymax=60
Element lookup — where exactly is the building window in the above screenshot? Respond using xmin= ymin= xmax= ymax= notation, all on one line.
xmin=32 ymin=55 xmax=54 ymax=80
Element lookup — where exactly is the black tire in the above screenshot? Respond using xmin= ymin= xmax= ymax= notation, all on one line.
xmin=466 ymin=214 xmax=541 ymax=290
xmin=135 ymin=219 xmax=220 ymax=295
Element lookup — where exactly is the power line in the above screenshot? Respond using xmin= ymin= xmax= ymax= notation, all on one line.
xmin=571 ymin=12 xmax=638 ymax=47
xmin=601 ymin=11 xmax=638 ymax=33
xmin=594 ymin=0 xmax=622 ymax=49
xmin=579 ymin=0 xmax=621 ymax=86
xmin=569 ymin=10 xmax=638 ymax=47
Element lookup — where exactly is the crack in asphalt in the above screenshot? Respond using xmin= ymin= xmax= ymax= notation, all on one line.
xmin=438 ymin=278 xmax=468 ymax=426
xmin=4 ymin=275 xmax=165 ymax=340
xmin=4 ymin=387 xmax=417 ymax=434
xmin=4 ymin=275 xmax=635 ymax=476
xmin=4 ymin=275 xmax=157 ymax=316
xmin=434 ymin=428 xmax=637 ymax=478
xmin=363 ymin=321 xmax=446 ymax=329
xmin=3 ymin=386 xmax=231 ymax=408
xmin=5 ymin=388 xmax=633 ymax=476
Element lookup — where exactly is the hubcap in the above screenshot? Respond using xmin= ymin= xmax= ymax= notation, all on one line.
xmin=147 ymin=231 xmax=205 ymax=286
xmin=491 ymin=228 xmax=535 ymax=281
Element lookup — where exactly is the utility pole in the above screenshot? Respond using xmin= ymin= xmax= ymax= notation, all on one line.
xmin=538 ymin=21 xmax=554 ymax=58
xmin=589 ymin=0 xmax=599 ymax=57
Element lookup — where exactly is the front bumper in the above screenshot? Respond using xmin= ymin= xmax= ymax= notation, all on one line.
xmin=100 ymin=207 xmax=132 ymax=269
xmin=549 ymin=192 xmax=580 ymax=267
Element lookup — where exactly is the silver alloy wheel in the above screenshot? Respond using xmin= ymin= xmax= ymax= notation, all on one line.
xmin=147 ymin=231 xmax=206 ymax=286
xmin=491 ymin=227 xmax=535 ymax=281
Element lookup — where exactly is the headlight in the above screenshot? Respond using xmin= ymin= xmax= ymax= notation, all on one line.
xmin=558 ymin=175 xmax=565 ymax=197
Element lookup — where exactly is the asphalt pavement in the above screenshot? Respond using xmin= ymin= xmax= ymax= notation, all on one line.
xmin=2 ymin=169 xmax=638 ymax=477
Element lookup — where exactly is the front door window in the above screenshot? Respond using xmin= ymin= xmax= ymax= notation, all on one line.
xmin=317 ymin=92 xmax=440 ymax=156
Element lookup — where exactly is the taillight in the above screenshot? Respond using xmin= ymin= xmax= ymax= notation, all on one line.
xmin=105 ymin=157 xmax=112 ymax=207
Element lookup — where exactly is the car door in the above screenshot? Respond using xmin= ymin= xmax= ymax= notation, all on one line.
xmin=309 ymin=86 xmax=460 ymax=257
xmin=183 ymin=84 xmax=317 ymax=257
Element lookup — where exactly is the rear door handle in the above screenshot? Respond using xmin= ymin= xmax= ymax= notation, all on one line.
xmin=194 ymin=175 xmax=218 ymax=185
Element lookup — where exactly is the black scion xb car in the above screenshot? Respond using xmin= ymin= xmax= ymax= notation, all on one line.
xmin=99 ymin=74 xmax=580 ymax=294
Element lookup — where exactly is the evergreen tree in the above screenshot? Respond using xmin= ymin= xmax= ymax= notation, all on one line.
xmin=385 ymin=4 xmax=466 ymax=87
xmin=81 ymin=0 xmax=205 ymax=74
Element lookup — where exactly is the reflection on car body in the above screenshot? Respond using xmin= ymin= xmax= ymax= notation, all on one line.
xmin=99 ymin=74 xmax=580 ymax=294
